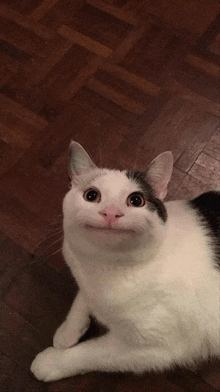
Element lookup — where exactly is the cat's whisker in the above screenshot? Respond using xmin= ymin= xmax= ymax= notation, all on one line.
xmin=39 ymin=217 xmax=63 ymax=230
xmin=44 ymin=235 xmax=64 ymax=251
xmin=35 ymin=229 xmax=63 ymax=249
xmin=34 ymin=232 xmax=63 ymax=260
xmin=41 ymin=213 xmax=62 ymax=222
xmin=26 ymin=236 xmax=64 ymax=270
xmin=49 ymin=247 xmax=63 ymax=258
xmin=44 ymin=226 xmax=63 ymax=235
xmin=40 ymin=220 xmax=62 ymax=230
xmin=36 ymin=235 xmax=63 ymax=255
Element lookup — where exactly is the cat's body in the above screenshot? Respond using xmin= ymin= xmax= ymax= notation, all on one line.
xmin=31 ymin=142 xmax=220 ymax=382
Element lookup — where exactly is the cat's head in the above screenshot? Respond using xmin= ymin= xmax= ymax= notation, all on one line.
xmin=63 ymin=142 xmax=173 ymax=252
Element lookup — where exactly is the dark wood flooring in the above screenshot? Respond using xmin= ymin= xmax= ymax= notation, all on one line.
xmin=0 ymin=0 xmax=220 ymax=390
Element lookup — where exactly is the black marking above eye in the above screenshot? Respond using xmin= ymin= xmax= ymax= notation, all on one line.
xmin=126 ymin=171 xmax=167 ymax=221
xmin=127 ymin=192 xmax=145 ymax=207
xmin=83 ymin=188 xmax=101 ymax=203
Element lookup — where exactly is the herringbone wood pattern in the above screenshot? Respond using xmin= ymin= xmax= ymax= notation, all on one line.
xmin=0 ymin=0 xmax=220 ymax=391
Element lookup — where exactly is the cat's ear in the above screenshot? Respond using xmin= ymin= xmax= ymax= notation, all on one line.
xmin=69 ymin=141 xmax=97 ymax=176
xmin=147 ymin=151 xmax=173 ymax=199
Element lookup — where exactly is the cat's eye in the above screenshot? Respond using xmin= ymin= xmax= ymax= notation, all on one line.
xmin=83 ymin=188 xmax=101 ymax=203
xmin=127 ymin=192 xmax=145 ymax=207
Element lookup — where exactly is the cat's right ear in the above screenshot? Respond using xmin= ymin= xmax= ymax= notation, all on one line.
xmin=69 ymin=141 xmax=97 ymax=177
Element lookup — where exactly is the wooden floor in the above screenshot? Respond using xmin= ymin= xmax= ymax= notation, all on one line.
xmin=0 ymin=0 xmax=220 ymax=390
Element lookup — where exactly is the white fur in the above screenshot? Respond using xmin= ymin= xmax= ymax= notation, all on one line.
xmin=31 ymin=153 xmax=220 ymax=382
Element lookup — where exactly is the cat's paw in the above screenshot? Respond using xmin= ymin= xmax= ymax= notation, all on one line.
xmin=31 ymin=347 xmax=65 ymax=382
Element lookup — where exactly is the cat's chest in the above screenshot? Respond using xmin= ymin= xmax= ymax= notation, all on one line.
xmin=68 ymin=255 xmax=160 ymax=318
xmin=74 ymin=263 xmax=137 ymax=305
xmin=82 ymin=275 xmax=147 ymax=326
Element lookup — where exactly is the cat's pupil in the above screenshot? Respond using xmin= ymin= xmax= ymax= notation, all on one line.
xmin=128 ymin=193 xmax=145 ymax=207
xmin=85 ymin=190 xmax=98 ymax=202
xmin=131 ymin=195 xmax=142 ymax=206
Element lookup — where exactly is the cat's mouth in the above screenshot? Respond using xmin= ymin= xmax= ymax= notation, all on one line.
xmin=84 ymin=224 xmax=135 ymax=235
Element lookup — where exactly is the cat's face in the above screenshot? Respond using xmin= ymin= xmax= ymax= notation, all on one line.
xmin=64 ymin=169 xmax=161 ymax=249
xmin=63 ymin=142 xmax=173 ymax=252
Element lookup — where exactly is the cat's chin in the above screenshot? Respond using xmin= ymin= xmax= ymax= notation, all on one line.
xmin=83 ymin=224 xmax=136 ymax=236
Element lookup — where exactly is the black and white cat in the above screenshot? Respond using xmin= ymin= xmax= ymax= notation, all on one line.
xmin=31 ymin=141 xmax=220 ymax=382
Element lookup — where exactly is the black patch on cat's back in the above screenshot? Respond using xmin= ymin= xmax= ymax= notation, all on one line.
xmin=189 ymin=191 xmax=220 ymax=267
xmin=126 ymin=171 xmax=167 ymax=222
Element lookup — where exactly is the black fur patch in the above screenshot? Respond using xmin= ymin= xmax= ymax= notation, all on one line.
xmin=126 ymin=171 xmax=167 ymax=222
xmin=189 ymin=191 xmax=220 ymax=268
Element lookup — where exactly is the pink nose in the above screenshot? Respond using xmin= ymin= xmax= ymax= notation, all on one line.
xmin=99 ymin=205 xmax=124 ymax=225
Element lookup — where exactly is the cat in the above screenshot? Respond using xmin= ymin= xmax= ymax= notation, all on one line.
xmin=31 ymin=141 xmax=220 ymax=382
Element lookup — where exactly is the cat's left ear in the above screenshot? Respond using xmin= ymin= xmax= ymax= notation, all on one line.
xmin=147 ymin=151 xmax=173 ymax=199
xmin=69 ymin=141 xmax=97 ymax=177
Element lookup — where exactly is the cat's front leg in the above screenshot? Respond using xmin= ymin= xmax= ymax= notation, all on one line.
xmin=31 ymin=332 xmax=184 ymax=382
xmin=53 ymin=290 xmax=90 ymax=349
xmin=31 ymin=333 xmax=121 ymax=382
